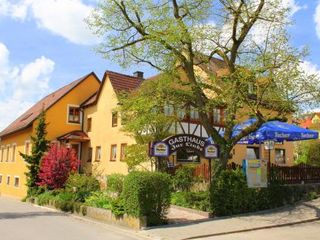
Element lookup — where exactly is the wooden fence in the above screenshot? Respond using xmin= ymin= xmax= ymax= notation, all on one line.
xmin=192 ymin=162 xmax=320 ymax=184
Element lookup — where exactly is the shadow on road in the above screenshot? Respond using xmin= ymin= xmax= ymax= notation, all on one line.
xmin=0 ymin=211 xmax=66 ymax=220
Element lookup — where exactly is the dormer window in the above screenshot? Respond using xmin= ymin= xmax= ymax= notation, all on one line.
xmin=68 ymin=105 xmax=81 ymax=124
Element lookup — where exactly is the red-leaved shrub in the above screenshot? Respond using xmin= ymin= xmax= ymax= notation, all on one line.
xmin=38 ymin=144 xmax=79 ymax=189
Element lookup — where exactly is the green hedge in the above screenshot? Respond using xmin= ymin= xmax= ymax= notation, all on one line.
xmin=122 ymin=171 xmax=172 ymax=225
xmin=65 ymin=174 xmax=100 ymax=202
xmin=210 ymin=168 xmax=305 ymax=216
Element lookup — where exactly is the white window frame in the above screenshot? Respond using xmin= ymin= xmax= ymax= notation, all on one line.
xmin=0 ymin=146 xmax=4 ymax=162
xmin=12 ymin=143 xmax=16 ymax=162
xmin=24 ymin=140 xmax=31 ymax=155
xmin=6 ymin=145 xmax=10 ymax=162
xmin=14 ymin=176 xmax=20 ymax=188
xmin=6 ymin=175 xmax=10 ymax=185
xmin=66 ymin=104 xmax=82 ymax=125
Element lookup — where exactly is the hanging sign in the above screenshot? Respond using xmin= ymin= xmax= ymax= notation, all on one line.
xmin=153 ymin=142 xmax=169 ymax=157
xmin=204 ymin=144 xmax=219 ymax=158
xmin=150 ymin=134 xmax=219 ymax=158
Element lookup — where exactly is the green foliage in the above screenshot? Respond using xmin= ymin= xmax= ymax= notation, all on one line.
xmin=210 ymin=168 xmax=306 ymax=216
xmin=171 ymin=191 xmax=210 ymax=212
xmin=173 ymin=165 xmax=197 ymax=192
xmin=305 ymin=191 xmax=318 ymax=201
xmin=37 ymin=191 xmax=55 ymax=206
xmin=20 ymin=111 xmax=49 ymax=196
xmin=118 ymin=78 xmax=176 ymax=143
xmin=106 ymin=173 xmax=125 ymax=194
xmin=53 ymin=191 xmax=76 ymax=212
xmin=125 ymin=144 xmax=154 ymax=171
xmin=296 ymin=140 xmax=320 ymax=166
xmin=85 ymin=191 xmax=112 ymax=209
xmin=122 ymin=171 xmax=172 ymax=225
xmin=65 ymin=173 xmax=100 ymax=202
xmin=88 ymin=0 xmax=320 ymax=169
xmin=110 ymin=197 xmax=126 ymax=217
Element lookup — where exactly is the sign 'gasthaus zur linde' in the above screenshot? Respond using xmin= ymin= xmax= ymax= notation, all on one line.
xmin=151 ymin=134 xmax=219 ymax=158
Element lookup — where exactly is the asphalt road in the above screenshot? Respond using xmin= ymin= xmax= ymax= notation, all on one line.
xmin=0 ymin=197 xmax=148 ymax=240
xmin=199 ymin=221 xmax=320 ymax=240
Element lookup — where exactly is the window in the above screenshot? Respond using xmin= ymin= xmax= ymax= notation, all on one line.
xmin=12 ymin=144 xmax=16 ymax=162
xmin=177 ymin=107 xmax=186 ymax=120
xmin=164 ymin=104 xmax=174 ymax=116
xmin=87 ymin=118 xmax=92 ymax=132
xmin=112 ymin=112 xmax=118 ymax=127
xmin=0 ymin=175 xmax=2 ymax=184
xmin=6 ymin=175 xmax=10 ymax=185
xmin=68 ymin=106 xmax=81 ymax=124
xmin=6 ymin=145 xmax=10 ymax=162
xmin=189 ymin=106 xmax=199 ymax=120
xmin=246 ymin=147 xmax=260 ymax=159
xmin=120 ymin=144 xmax=127 ymax=161
xmin=275 ymin=149 xmax=286 ymax=164
xmin=0 ymin=146 xmax=4 ymax=162
xmin=14 ymin=177 xmax=19 ymax=187
xmin=177 ymin=148 xmax=200 ymax=163
xmin=213 ymin=108 xmax=221 ymax=124
xmin=222 ymin=109 xmax=227 ymax=123
xmin=25 ymin=141 xmax=30 ymax=155
xmin=87 ymin=147 xmax=92 ymax=162
xmin=95 ymin=146 xmax=101 ymax=161
xmin=110 ymin=145 xmax=117 ymax=161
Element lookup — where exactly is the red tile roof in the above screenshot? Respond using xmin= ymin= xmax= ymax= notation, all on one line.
xmin=81 ymin=70 xmax=142 ymax=108
xmin=300 ymin=117 xmax=312 ymax=129
xmin=107 ymin=71 xmax=142 ymax=93
xmin=0 ymin=72 xmax=99 ymax=138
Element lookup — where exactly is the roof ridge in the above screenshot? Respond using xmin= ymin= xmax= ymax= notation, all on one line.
xmin=106 ymin=70 xmax=142 ymax=79
xmin=0 ymin=72 xmax=96 ymax=138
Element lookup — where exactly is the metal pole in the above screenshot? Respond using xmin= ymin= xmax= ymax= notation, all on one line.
xmin=208 ymin=158 xmax=212 ymax=184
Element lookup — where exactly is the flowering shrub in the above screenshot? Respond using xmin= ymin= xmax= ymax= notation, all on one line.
xmin=38 ymin=144 xmax=79 ymax=189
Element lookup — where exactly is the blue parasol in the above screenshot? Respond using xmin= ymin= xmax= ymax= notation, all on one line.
xmin=233 ymin=119 xmax=319 ymax=144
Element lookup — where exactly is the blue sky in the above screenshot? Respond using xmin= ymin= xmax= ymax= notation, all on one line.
xmin=0 ymin=0 xmax=320 ymax=131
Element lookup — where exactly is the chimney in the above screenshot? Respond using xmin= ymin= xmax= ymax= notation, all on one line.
xmin=133 ymin=71 xmax=144 ymax=79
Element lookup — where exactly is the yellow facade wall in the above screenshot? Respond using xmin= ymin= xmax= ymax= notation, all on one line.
xmin=0 ymin=74 xmax=100 ymax=198
xmin=81 ymin=78 xmax=135 ymax=177
xmin=0 ymin=128 xmax=32 ymax=198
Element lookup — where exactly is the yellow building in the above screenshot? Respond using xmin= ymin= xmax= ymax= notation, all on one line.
xmin=0 ymin=73 xmax=100 ymax=198
xmin=79 ymin=69 xmax=294 ymax=178
xmin=0 ymin=66 xmax=295 ymax=199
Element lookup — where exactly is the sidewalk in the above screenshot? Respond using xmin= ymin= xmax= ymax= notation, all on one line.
xmin=141 ymin=198 xmax=320 ymax=240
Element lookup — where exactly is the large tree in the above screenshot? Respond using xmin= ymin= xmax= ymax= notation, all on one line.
xmin=20 ymin=111 xmax=49 ymax=196
xmin=88 ymin=0 xmax=320 ymax=169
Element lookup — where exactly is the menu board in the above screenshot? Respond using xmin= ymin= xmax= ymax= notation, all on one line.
xmin=245 ymin=159 xmax=268 ymax=188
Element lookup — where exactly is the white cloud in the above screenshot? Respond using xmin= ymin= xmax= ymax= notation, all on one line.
xmin=0 ymin=0 xmax=97 ymax=45
xmin=300 ymin=60 xmax=320 ymax=76
xmin=314 ymin=2 xmax=320 ymax=40
xmin=0 ymin=42 xmax=55 ymax=131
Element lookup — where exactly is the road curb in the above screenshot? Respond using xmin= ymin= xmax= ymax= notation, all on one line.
xmin=181 ymin=217 xmax=320 ymax=240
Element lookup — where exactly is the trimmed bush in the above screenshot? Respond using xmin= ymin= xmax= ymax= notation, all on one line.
xmin=210 ymin=168 xmax=306 ymax=216
xmin=122 ymin=171 xmax=172 ymax=225
xmin=173 ymin=165 xmax=197 ymax=191
xmin=106 ymin=173 xmax=125 ymax=194
xmin=65 ymin=174 xmax=100 ymax=202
